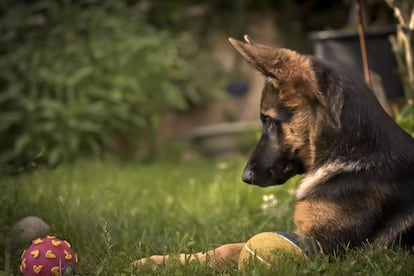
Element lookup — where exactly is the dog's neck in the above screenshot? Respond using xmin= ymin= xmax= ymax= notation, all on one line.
xmin=296 ymin=160 xmax=367 ymax=200
xmin=296 ymin=145 xmax=414 ymax=200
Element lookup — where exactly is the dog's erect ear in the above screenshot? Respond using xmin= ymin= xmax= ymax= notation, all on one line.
xmin=228 ymin=36 xmax=332 ymax=117
xmin=228 ymin=36 xmax=315 ymax=86
xmin=228 ymin=36 xmax=273 ymax=75
xmin=242 ymin=34 xmax=266 ymax=47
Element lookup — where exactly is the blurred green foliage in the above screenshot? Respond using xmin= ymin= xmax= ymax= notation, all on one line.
xmin=396 ymin=100 xmax=414 ymax=137
xmin=0 ymin=1 xmax=225 ymax=169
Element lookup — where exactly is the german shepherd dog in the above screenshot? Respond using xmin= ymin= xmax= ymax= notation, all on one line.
xmin=135 ymin=35 xmax=414 ymax=268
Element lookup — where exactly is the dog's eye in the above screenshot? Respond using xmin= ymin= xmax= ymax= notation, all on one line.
xmin=276 ymin=103 xmax=293 ymax=123
xmin=260 ymin=110 xmax=292 ymax=125
xmin=260 ymin=114 xmax=278 ymax=124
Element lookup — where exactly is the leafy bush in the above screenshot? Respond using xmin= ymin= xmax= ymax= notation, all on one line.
xmin=396 ymin=100 xmax=414 ymax=137
xmin=0 ymin=1 xmax=224 ymax=168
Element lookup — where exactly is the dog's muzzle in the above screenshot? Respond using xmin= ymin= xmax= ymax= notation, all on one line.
xmin=242 ymin=160 xmax=301 ymax=187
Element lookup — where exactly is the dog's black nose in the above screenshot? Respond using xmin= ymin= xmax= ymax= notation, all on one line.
xmin=242 ymin=166 xmax=255 ymax=184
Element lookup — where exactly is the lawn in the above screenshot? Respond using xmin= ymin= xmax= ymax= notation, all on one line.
xmin=1 ymin=158 xmax=414 ymax=275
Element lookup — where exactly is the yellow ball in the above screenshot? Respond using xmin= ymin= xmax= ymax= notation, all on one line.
xmin=238 ymin=232 xmax=318 ymax=272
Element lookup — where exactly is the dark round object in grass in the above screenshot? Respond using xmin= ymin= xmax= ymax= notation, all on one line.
xmin=8 ymin=216 xmax=50 ymax=251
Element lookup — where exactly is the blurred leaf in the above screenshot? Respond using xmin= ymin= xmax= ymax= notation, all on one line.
xmin=0 ymin=84 xmax=22 ymax=103
xmin=14 ymin=134 xmax=31 ymax=155
xmin=69 ymin=135 xmax=80 ymax=154
xmin=47 ymin=147 xmax=62 ymax=167
xmin=396 ymin=101 xmax=414 ymax=136
xmin=0 ymin=150 xmax=16 ymax=164
xmin=39 ymin=121 xmax=57 ymax=133
xmin=0 ymin=111 xmax=22 ymax=132
xmin=66 ymin=66 xmax=93 ymax=87
xmin=77 ymin=121 xmax=103 ymax=134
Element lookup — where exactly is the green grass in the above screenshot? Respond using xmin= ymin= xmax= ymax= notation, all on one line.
xmin=1 ymin=158 xmax=414 ymax=275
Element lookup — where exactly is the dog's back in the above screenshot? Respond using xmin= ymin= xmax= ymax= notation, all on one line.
xmin=296 ymin=57 xmax=414 ymax=253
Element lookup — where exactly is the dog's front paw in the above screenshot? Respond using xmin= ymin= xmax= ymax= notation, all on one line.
xmin=131 ymin=255 xmax=168 ymax=268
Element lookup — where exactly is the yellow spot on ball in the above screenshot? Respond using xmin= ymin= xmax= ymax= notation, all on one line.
xmin=47 ymin=235 xmax=56 ymax=239
xmin=51 ymin=240 xmax=62 ymax=246
xmin=33 ymin=238 xmax=44 ymax=244
xmin=64 ymin=240 xmax=72 ymax=248
xmin=45 ymin=249 xmax=56 ymax=259
xmin=30 ymin=250 xmax=40 ymax=258
xmin=21 ymin=258 xmax=27 ymax=269
xmin=51 ymin=266 xmax=60 ymax=276
xmin=33 ymin=264 xmax=43 ymax=274
xmin=64 ymin=249 xmax=72 ymax=260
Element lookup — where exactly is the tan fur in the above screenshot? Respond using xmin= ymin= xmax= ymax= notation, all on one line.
xmin=260 ymin=80 xmax=315 ymax=169
xmin=253 ymin=46 xmax=325 ymax=170
xmin=133 ymin=243 xmax=244 ymax=268
xmin=294 ymin=200 xmax=345 ymax=235
xmin=294 ymin=184 xmax=392 ymax=242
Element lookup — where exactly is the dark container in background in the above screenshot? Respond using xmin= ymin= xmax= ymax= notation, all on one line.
xmin=309 ymin=26 xmax=404 ymax=100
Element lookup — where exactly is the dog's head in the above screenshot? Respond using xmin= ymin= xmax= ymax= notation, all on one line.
xmin=229 ymin=36 xmax=344 ymax=187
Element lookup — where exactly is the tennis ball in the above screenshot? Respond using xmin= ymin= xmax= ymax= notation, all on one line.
xmin=20 ymin=236 xmax=78 ymax=276
xmin=238 ymin=232 xmax=319 ymax=272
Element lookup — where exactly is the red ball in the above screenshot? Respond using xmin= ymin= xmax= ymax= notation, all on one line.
xmin=20 ymin=236 xmax=78 ymax=276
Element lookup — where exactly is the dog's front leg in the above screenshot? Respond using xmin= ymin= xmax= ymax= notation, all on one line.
xmin=133 ymin=242 xmax=245 ymax=268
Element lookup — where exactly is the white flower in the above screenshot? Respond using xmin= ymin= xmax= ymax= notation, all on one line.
xmin=261 ymin=193 xmax=278 ymax=210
